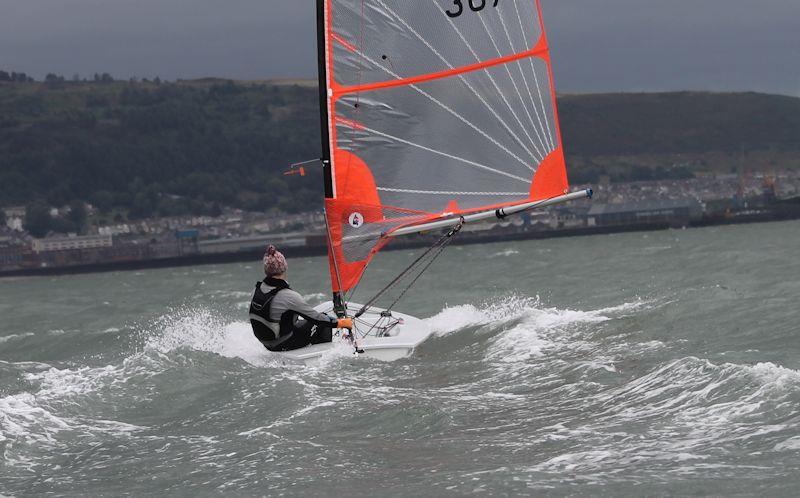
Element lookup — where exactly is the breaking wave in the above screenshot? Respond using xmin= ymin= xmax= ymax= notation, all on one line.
xmin=3 ymin=293 xmax=799 ymax=491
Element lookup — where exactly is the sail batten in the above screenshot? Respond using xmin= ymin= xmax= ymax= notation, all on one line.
xmin=337 ymin=46 xmax=547 ymax=96
xmin=319 ymin=0 xmax=570 ymax=293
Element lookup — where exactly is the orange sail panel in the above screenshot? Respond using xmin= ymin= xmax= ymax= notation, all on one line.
xmin=319 ymin=0 xmax=569 ymax=293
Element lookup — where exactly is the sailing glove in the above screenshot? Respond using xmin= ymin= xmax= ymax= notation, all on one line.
xmin=337 ymin=318 xmax=354 ymax=329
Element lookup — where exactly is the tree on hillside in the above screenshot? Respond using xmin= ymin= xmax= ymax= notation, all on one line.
xmin=10 ymin=72 xmax=34 ymax=82
xmin=94 ymin=73 xmax=114 ymax=84
xmin=0 ymin=209 xmax=7 ymax=228
xmin=67 ymin=201 xmax=88 ymax=233
xmin=25 ymin=203 xmax=52 ymax=237
xmin=45 ymin=73 xmax=66 ymax=89
xmin=90 ymin=190 xmax=114 ymax=214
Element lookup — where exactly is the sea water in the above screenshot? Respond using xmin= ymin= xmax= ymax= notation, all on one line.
xmin=1 ymin=221 xmax=799 ymax=495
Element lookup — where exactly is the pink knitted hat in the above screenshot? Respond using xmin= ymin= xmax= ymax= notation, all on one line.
xmin=263 ymin=245 xmax=288 ymax=277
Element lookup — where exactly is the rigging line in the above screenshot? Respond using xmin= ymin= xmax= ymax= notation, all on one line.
xmin=501 ymin=4 xmax=552 ymax=154
xmin=338 ymin=223 xmax=417 ymax=306
xmin=431 ymin=0 xmax=546 ymax=163
xmin=355 ymin=220 xmax=462 ymax=319
xmin=377 ymin=187 xmax=528 ymax=196
xmin=340 ymin=221 xmax=426 ymax=306
xmin=382 ymin=218 xmax=464 ymax=314
xmin=476 ymin=12 xmax=546 ymax=157
xmin=356 ymin=312 xmax=398 ymax=340
xmin=372 ymin=0 xmax=540 ymax=168
xmin=353 ymin=245 xmax=435 ymax=318
xmin=342 ymin=121 xmax=531 ymax=184
xmin=513 ymin=1 xmax=556 ymax=150
xmin=385 ymin=233 xmax=453 ymax=313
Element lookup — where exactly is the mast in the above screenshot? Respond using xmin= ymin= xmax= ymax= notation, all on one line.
xmin=316 ymin=0 xmax=346 ymax=316
xmin=316 ymin=0 xmax=333 ymax=199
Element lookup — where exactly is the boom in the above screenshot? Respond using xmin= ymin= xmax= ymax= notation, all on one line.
xmin=344 ymin=189 xmax=593 ymax=242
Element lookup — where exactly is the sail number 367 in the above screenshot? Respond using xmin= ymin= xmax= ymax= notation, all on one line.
xmin=445 ymin=0 xmax=500 ymax=18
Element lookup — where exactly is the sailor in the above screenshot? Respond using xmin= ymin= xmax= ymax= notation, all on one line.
xmin=249 ymin=245 xmax=353 ymax=352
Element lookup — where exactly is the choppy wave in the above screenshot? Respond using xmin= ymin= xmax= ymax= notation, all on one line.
xmin=2 ymin=291 xmax=800 ymax=493
xmin=0 ymin=358 xmax=147 ymax=472
xmin=140 ymin=306 xmax=269 ymax=366
xmin=527 ymin=357 xmax=800 ymax=480
xmin=492 ymin=249 xmax=520 ymax=257
xmin=0 ymin=332 xmax=35 ymax=344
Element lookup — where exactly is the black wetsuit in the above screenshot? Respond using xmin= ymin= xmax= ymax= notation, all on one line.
xmin=249 ymin=277 xmax=337 ymax=352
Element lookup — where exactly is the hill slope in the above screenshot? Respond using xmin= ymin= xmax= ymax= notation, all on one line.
xmin=0 ymin=79 xmax=322 ymax=217
xmin=558 ymin=92 xmax=800 ymax=182
xmin=1 ymin=79 xmax=798 ymax=217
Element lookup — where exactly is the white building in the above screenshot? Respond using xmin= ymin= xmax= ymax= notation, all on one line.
xmin=3 ymin=206 xmax=25 ymax=231
xmin=32 ymin=234 xmax=113 ymax=253
xmin=5 ymin=217 xmax=23 ymax=231
xmin=98 ymin=224 xmax=131 ymax=236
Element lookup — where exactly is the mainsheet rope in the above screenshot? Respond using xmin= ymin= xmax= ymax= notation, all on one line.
xmin=353 ymin=217 xmax=464 ymax=319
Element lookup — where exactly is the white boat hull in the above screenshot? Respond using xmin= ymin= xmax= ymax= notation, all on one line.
xmin=274 ymin=302 xmax=432 ymax=364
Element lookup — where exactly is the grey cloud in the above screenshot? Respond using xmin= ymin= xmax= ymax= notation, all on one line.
xmin=1 ymin=0 xmax=797 ymax=95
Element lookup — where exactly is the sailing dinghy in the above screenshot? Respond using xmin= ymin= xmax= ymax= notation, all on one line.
xmin=279 ymin=0 xmax=592 ymax=363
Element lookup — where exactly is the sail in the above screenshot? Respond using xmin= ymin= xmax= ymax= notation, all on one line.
xmin=318 ymin=0 xmax=569 ymax=293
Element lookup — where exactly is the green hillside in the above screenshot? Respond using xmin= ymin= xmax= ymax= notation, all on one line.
xmin=0 ymin=77 xmax=322 ymax=218
xmin=1 ymin=76 xmax=799 ymax=218
xmin=558 ymin=92 xmax=800 ymax=182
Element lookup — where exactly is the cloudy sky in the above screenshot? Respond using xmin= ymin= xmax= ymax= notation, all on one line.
xmin=1 ymin=0 xmax=798 ymax=95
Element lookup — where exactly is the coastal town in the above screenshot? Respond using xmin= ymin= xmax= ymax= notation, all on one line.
xmin=2 ymin=170 xmax=799 ymax=276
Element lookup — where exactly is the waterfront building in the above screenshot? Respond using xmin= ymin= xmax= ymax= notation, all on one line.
xmin=587 ymin=199 xmax=703 ymax=227
xmin=32 ymin=234 xmax=113 ymax=253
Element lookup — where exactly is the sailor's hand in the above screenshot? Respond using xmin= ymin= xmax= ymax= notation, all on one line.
xmin=337 ymin=318 xmax=354 ymax=329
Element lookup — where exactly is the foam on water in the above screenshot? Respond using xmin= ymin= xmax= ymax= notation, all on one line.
xmin=302 ymin=292 xmax=328 ymax=305
xmin=1 ymin=306 xmax=285 ymax=465
xmin=426 ymin=295 xmax=651 ymax=365
xmin=425 ymin=295 xmax=542 ymax=336
xmin=525 ymin=356 xmax=800 ymax=476
xmin=141 ymin=306 xmax=275 ymax=367
xmin=0 ymin=359 xmax=147 ymax=472
xmin=774 ymin=437 xmax=800 ymax=451
xmin=427 ymin=296 xmax=651 ymax=338
xmin=3 ymin=268 xmax=800 ymax=493
xmin=486 ymin=300 xmax=631 ymax=363
xmin=0 ymin=332 xmax=35 ymax=344
xmin=492 ymin=249 xmax=520 ymax=257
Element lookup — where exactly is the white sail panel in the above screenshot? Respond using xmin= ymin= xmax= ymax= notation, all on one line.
xmin=321 ymin=0 xmax=569 ymax=291
xmin=330 ymin=0 xmax=544 ymax=88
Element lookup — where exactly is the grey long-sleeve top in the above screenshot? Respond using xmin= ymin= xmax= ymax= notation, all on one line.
xmin=260 ymin=279 xmax=338 ymax=329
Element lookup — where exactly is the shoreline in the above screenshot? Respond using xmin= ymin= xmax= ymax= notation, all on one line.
xmin=2 ymin=211 xmax=798 ymax=279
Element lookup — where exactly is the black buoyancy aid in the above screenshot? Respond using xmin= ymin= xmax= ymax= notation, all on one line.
xmin=249 ymin=278 xmax=289 ymax=346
